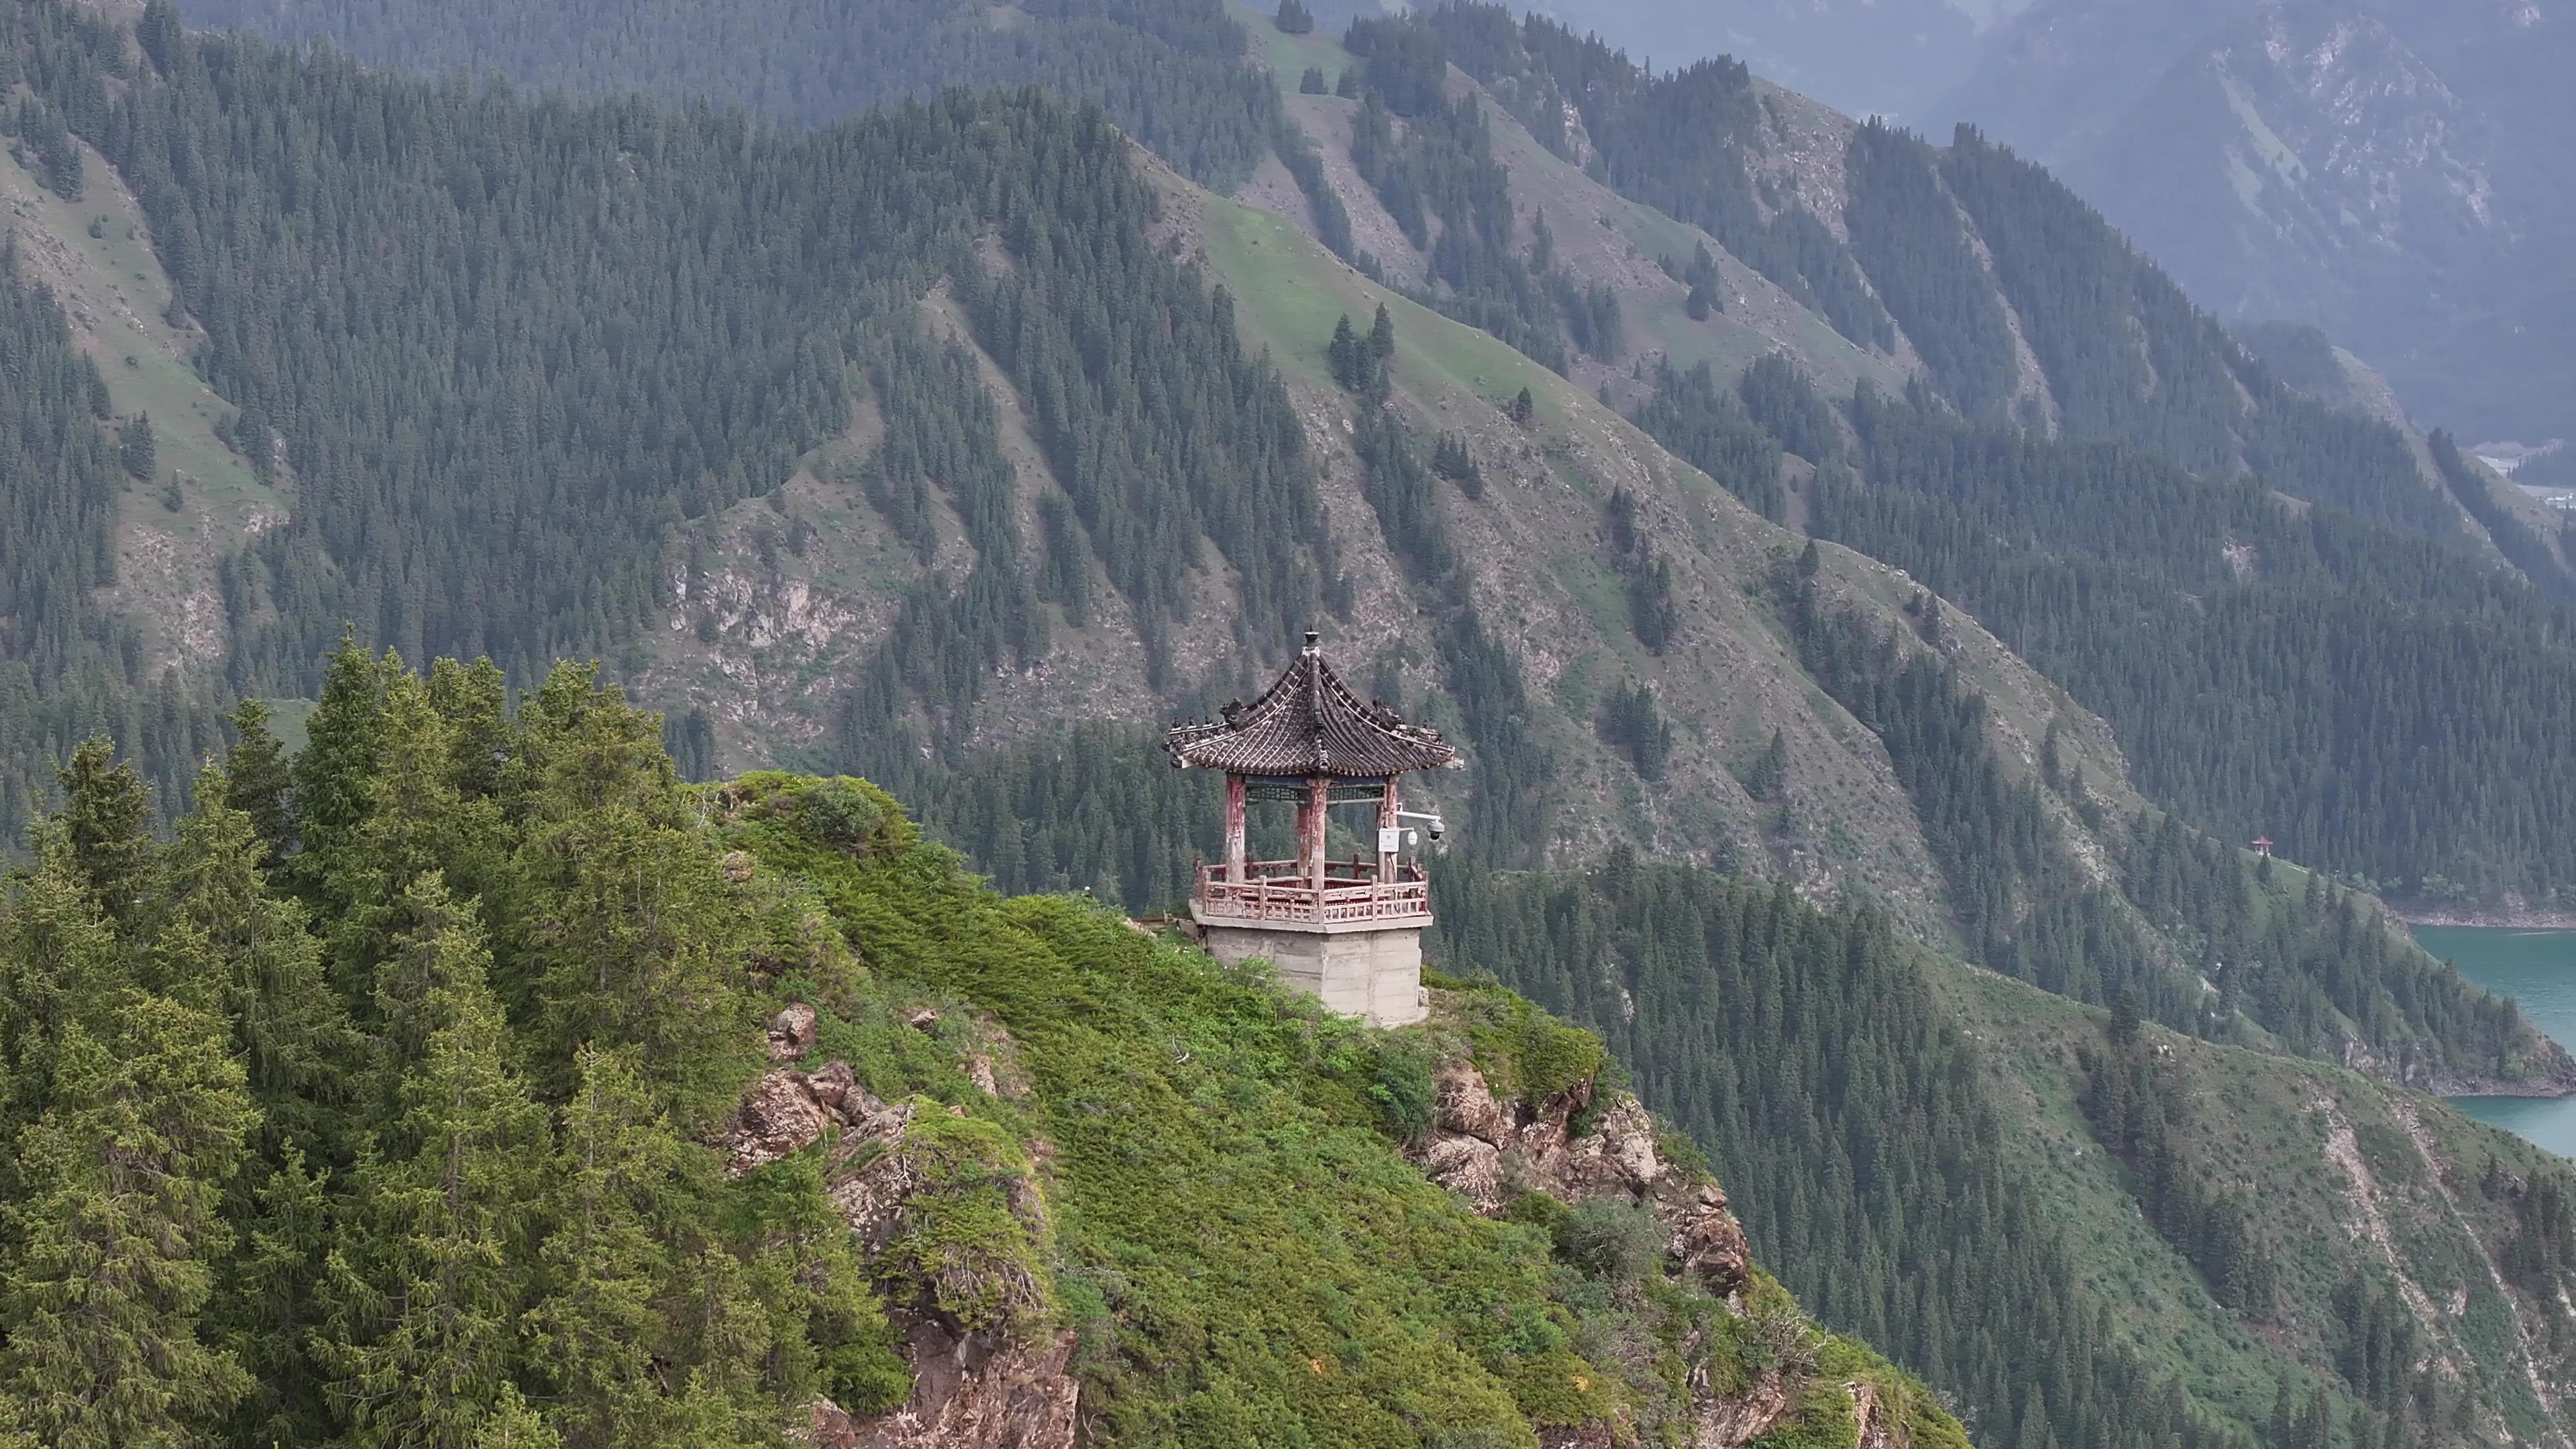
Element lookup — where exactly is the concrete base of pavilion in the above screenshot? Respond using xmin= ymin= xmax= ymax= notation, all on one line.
xmin=1191 ymin=912 xmax=1430 ymax=1028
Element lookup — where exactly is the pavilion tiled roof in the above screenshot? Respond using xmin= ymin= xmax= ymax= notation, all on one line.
xmin=1167 ymin=634 xmax=1458 ymax=778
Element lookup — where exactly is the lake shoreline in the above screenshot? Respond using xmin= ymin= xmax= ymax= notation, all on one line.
xmin=2396 ymin=904 xmax=2576 ymax=930
xmin=2443 ymin=1080 xmax=2576 ymax=1100
xmin=2412 ymin=924 xmax=2576 ymax=1155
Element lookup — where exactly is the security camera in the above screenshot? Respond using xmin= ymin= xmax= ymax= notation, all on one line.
xmin=1426 ymin=820 xmax=1444 ymax=843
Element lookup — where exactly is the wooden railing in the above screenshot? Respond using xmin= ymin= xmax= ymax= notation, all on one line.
xmin=1193 ymin=859 xmax=1430 ymax=926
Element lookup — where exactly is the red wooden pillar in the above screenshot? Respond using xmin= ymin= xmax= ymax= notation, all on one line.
xmin=1305 ymin=774 xmax=1330 ymax=894
xmin=1224 ymin=773 xmax=1247 ymax=881
xmin=1377 ymin=777 xmax=1401 ymax=884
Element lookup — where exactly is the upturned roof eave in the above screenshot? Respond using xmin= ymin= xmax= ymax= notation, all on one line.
xmin=1163 ymin=636 xmax=1458 ymax=778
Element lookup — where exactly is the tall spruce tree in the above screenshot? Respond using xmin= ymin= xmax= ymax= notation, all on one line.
xmin=317 ymin=891 xmax=549 ymax=1449
xmin=0 ymin=856 xmax=130 ymax=1158
xmin=324 ymin=670 xmax=496 ymax=1008
xmin=290 ymin=632 xmax=393 ymax=907
xmin=223 ymin=699 xmax=296 ymax=871
xmin=508 ymin=695 xmax=760 ymax=1115
xmin=54 ymin=739 xmax=155 ymax=929
xmin=523 ymin=1044 xmax=688 ymax=1446
xmin=151 ymin=763 xmax=353 ymax=1157
xmin=0 ymin=981 xmax=257 ymax=1446
xmin=215 ymin=1146 xmax=336 ymax=1449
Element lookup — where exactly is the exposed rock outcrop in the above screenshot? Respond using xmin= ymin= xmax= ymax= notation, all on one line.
xmin=804 ymin=1325 xmax=1079 ymax=1449
xmin=1693 ymin=1369 xmax=1791 ymax=1448
xmin=1666 ymin=1181 xmax=1752 ymax=1295
xmin=822 ymin=1103 xmax=1071 ymax=1448
xmin=1851 ymin=1381 xmax=1896 ymax=1449
xmin=1418 ymin=1134 xmax=1506 ymax=1213
xmin=720 ymin=1027 xmax=1077 ymax=1449
xmin=722 ymin=1067 xmax=837 ymax=1176
xmin=769 ymin=1002 xmax=820 ymax=1062
xmin=1409 ymin=1060 xmax=1748 ymax=1292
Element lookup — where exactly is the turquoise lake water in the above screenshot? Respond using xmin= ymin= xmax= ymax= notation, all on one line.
xmin=2412 ymin=924 xmax=2576 ymax=1159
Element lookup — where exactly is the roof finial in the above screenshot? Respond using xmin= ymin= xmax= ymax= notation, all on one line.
xmin=1303 ymin=629 xmax=1321 ymax=653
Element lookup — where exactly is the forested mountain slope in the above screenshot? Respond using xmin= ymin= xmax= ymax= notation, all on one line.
xmin=172 ymin=0 xmax=1291 ymax=190
xmin=1248 ymin=5 xmax=2576 ymax=911
xmin=0 ymin=0 xmax=2556 ymax=1110
xmin=143 ymin=1 xmax=2576 ymax=897
xmin=0 ymin=651 xmax=1971 ymax=1448
xmin=151 ymin=0 xmax=2571 ymax=559
xmin=1529 ymin=0 xmax=2576 ymax=453
xmin=1447 ymin=853 xmax=2576 ymax=1449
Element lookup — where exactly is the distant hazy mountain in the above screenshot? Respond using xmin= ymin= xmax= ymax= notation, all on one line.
xmin=1929 ymin=0 xmax=2576 ymax=447
xmin=1545 ymin=0 xmax=2575 ymax=446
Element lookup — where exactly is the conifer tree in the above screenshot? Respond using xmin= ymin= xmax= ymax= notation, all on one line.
xmin=0 ymin=858 xmax=124 ymax=1155
xmin=1430 ymin=432 xmax=1483 ymax=498
xmin=136 ymin=0 xmax=183 ymax=74
xmin=505 ymin=660 xmax=626 ymax=812
xmin=1329 ymin=313 xmax=1362 ymax=391
xmin=329 ymin=669 xmax=492 ymax=963
xmin=508 ymin=699 xmax=761 ymax=1114
xmin=1741 ymin=729 xmax=1789 ymax=802
xmin=291 ymin=629 xmax=393 ymax=904
xmin=523 ymin=1044 xmax=687 ymax=1446
xmin=0 ymin=990 xmax=257 ymax=1446
xmin=225 ymin=698 xmax=296 ymax=869
xmin=474 ymin=1386 xmax=562 ymax=1449
xmin=1368 ymin=302 xmax=1397 ymax=362
xmin=428 ymin=657 xmax=513 ymax=803
xmin=318 ymin=891 xmax=548 ymax=1449
xmin=661 ymin=1246 xmax=777 ymax=1442
xmin=1629 ymin=553 xmax=1678 ymax=652
xmin=323 ymin=665 xmax=521 ymax=1046
xmin=215 ymin=1146 xmax=336 ymax=1449
xmin=53 ymin=738 xmax=154 ymax=928
xmin=153 ymin=763 xmax=354 ymax=1155
xmin=117 ymin=415 xmax=156 ymax=481
xmin=1597 ymin=681 xmax=1672 ymax=781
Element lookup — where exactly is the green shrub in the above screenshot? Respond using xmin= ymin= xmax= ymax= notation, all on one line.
xmin=1460 ymin=990 xmax=1607 ymax=1106
xmin=1558 ymin=1197 xmax=1666 ymax=1289
xmin=869 ymin=1108 xmax=1054 ymax=1334
xmin=1366 ymin=1038 xmax=1439 ymax=1140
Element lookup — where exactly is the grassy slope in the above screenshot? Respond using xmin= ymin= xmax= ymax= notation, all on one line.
xmin=1933 ymin=954 xmax=2571 ymax=1442
xmin=1 ymin=131 xmax=276 ymax=672
xmin=721 ymin=769 xmax=1972 ymax=1448
xmin=1235 ymin=3 xmax=1907 ymax=405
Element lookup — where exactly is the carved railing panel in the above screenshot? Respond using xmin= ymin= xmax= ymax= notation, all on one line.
xmin=1193 ymin=863 xmax=1430 ymax=925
